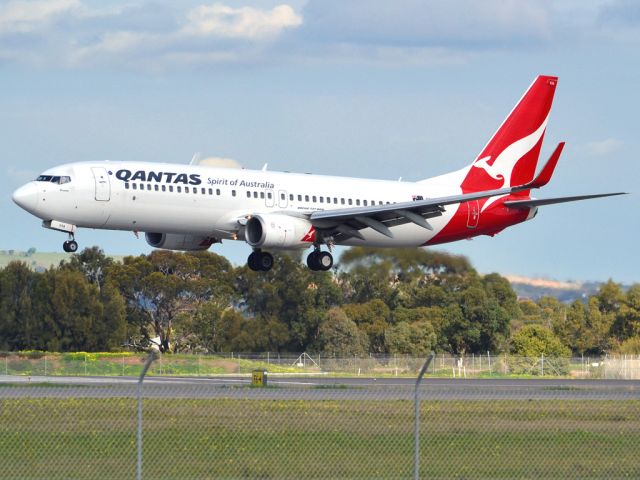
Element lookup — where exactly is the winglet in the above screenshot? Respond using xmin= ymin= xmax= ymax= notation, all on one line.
xmin=520 ymin=142 xmax=564 ymax=190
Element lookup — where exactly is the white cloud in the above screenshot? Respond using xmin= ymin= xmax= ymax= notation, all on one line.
xmin=584 ymin=138 xmax=623 ymax=156
xmin=67 ymin=2 xmax=303 ymax=68
xmin=0 ymin=0 xmax=80 ymax=34
xmin=182 ymin=4 xmax=302 ymax=40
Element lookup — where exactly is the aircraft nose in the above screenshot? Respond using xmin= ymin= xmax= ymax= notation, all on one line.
xmin=12 ymin=183 xmax=39 ymax=213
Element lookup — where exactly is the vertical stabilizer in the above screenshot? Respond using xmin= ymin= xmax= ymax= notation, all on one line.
xmin=461 ymin=75 xmax=558 ymax=193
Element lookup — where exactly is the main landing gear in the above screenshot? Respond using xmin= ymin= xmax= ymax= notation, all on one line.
xmin=62 ymin=234 xmax=78 ymax=253
xmin=307 ymin=248 xmax=333 ymax=271
xmin=246 ymin=248 xmax=334 ymax=272
xmin=247 ymin=250 xmax=274 ymax=272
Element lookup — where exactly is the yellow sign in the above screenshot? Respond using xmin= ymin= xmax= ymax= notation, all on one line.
xmin=252 ymin=370 xmax=267 ymax=387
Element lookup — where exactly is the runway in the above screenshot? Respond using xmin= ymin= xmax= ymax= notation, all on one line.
xmin=2 ymin=375 xmax=639 ymax=401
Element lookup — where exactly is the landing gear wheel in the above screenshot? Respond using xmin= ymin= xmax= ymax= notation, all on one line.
xmin=247 ymin=251 xmax=274 ymax=272
xmin=63 ymin=240 xmax=78 ymax=253
xmin=307 ymin=250 xmax=333 ymax=271
xmin=248 ymin=251 xmax=260 ymax=271
xmin=307 ymin=251 xmax=319 ymax=270
xmin=258 ymin=252 xmax=274 ymax=271
xmin=317 ymin=251 xmax=333 ymax=271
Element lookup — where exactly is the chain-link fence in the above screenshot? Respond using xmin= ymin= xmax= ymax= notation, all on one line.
xmin=1 ymin=352 xmax=639 ymax=479
xmin=2 ymin=351 xmax=639 ymax=379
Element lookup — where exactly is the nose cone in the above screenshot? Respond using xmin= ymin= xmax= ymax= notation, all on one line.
xmin=12 ymin=183 xmax=39 ymax=214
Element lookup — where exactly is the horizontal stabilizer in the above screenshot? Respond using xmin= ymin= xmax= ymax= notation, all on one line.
xmin=504 ymin=192 xmax=627 ymax=209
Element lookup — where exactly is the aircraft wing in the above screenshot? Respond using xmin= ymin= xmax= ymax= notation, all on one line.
xmin=308 ymin=186 xmax=516 ymax=239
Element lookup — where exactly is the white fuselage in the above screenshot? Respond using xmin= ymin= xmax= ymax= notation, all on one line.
xmin=15 ymin=161 xmax=466 ymax=248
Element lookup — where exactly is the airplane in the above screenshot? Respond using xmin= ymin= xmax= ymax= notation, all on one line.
xmin=12 ymin=75 xmax=625 ymax=272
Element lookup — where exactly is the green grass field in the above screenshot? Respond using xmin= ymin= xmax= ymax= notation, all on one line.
xmin=0 ymin=396 xmax=638 ymax=479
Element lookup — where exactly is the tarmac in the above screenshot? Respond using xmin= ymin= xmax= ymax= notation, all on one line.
xmin=1 ymin=375 xmax=639 ymax=401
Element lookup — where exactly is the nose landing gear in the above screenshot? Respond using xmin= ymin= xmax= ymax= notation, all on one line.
xmin=63 ymin=234 xmax=78 ymax=253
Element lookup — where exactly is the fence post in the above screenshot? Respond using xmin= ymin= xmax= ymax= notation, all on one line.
xmin=137 ymin=351 xmax=158 ymax=480
xmin=414 ymin=352 xmax=435 ymax=480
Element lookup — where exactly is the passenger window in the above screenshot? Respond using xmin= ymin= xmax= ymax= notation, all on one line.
xmin=363 ymin=200 xmax=368 ymax=206
xmin=232 ymin=190 xmax=236 ymax=197
xmin=125 ymin=183 xmax=130 ymax=190
xmin=254 ymin=192 xmax=259 ymax=199
xmin=132 ymin=184 xmax=137 ymax=190
xmin=305 ymin=195 xmax=309 ymax=202
xmin=169 ymin=186 xmax=173 ymax=192
xmin=154 ymin=185 xmax=159 ymax=191
xmin=208 ymin=188 xmax=213 ymax=195
xmin=247 ymin=191 xmax=251 ymax=198
xmin=260 ymin=192 xmax=265 ymax=199
xmin=341 ymin=198 xmax=345 ymax=205
xmin=281 ymin=193 xmax=285 ymax=200
xmin=147 ymin=184 xmax=152 ymax=191
xmin=267 ymin=192 xmax=272 ymax=199
xmin=348 ymin=199 xmax=352 ymax=205
xmin=201 ymin=188 xmax=205 ymax=194
xmin=333 ymin=197 xmax=338 ymax=204
xmin=162 ymin=185 xmax=166 ymax=192
xmin=356 ymin=199 xmax=361 ymax=206
xmin=216 ymin=189 xmax=220 ymax=195
xmin=298 ymin=195 xmax=302 ymax=201
xmin=312 ymin=196 xmax=317 ymax=203
xmin=319 ymin=197 xmax=324 ymax=203
xmin=289 ymin=194 xmax=293 ymax=201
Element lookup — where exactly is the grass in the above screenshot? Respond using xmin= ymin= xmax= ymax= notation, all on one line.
xmin=0 ymin=396 xmax=638 ymax=479
xmin=1 ymin=352 xmax=605 ymax=379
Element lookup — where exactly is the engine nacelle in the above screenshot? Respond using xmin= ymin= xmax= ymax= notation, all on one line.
xmin=145 ymin=233 xmax=217 ymax=251
xmin=245 ymin=214 xmax=314 ymax=249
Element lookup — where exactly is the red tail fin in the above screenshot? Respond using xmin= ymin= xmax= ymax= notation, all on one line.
xmin=461 ymin=75 xmax=558 ymax=193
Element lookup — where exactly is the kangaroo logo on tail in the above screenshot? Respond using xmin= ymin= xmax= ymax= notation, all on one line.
xmin=473 ymin=116 xmax=548 ymax=190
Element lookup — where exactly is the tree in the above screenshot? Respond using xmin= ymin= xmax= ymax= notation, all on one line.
xmin=236 ymin=251 xmax=342 ymax=351
xmin=612 ymin=284 xmax=640 ymax=342
xmin=316 ymin=308 xmax=367 ymax=356
xmin=510 ymin=325 xmax=571 ymax=375
xmin=343 ymin=299 xmax=391 ymax=353
xmin=385 ymin=321 xmax=436 ymax=355
xmin=108 ymin=250 xmax=235 ymax=352
xmin=511 ymin=325 xmax=571 ymax=358
xmin=62 ymin=246 xmax=114 ymax=289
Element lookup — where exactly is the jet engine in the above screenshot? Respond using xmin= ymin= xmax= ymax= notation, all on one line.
xmin=145 ymin=233 xmax=217 ymax=251
xmin=245 ymin=214 xmax=314 ymax=249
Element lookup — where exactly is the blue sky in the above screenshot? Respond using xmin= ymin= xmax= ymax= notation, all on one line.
xmin=1 ymin=0 xmax=638 ymax=283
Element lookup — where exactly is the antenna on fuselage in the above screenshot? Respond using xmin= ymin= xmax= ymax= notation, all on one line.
xmin=262 ymin=163 xmax=268 ymax=171
xmin=190 ymin=152 xmax=201 ymax=165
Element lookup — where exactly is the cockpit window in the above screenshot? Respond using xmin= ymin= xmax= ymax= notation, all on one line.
xmin=36 ymin=175 xmax=71 ymax=184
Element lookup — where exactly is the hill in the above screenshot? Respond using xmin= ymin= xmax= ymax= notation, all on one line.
xmin=0 ymin=249 xmax=124 ymax=272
